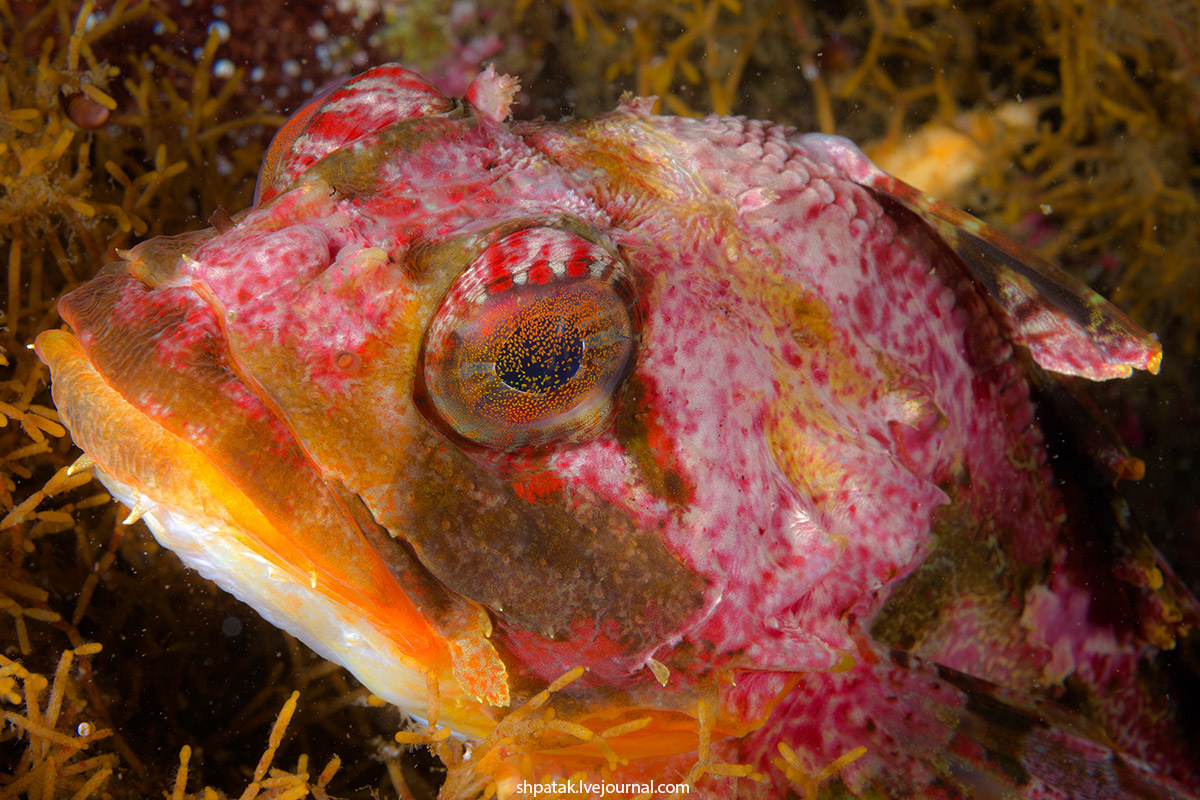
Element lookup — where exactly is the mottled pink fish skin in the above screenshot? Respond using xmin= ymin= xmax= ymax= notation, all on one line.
xmin=257 ymin=64 xmax=454 ymax=204
xmin=72 ymin=65 xmax=1196 ymax=798
xmin=519 ymin=113 xmax=1041 ymax=663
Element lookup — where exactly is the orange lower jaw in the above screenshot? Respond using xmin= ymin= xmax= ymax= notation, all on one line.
xmin=35 ymin=329 xmax=502 ymax=738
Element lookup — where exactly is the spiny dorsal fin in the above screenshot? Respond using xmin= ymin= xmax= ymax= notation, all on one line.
xmin=799 ymin=134 xmax=1162 ymax=380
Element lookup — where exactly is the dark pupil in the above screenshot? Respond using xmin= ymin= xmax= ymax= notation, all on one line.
xmin=496 ymin=313 xmax=583 ymax=394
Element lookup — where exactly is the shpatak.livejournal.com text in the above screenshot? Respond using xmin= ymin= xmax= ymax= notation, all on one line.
xmin=514 ymin=780 xmax=691 ymax=795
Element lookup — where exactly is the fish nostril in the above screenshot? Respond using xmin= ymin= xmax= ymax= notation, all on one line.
xmin=335 ymin=351 xmax=362 ymax=373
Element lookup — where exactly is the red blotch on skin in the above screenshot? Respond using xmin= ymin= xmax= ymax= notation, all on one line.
xmin=511 ymin=468 xmax=565 ymax=503
xmin=853 ymin=288 xmax=875 ymax=329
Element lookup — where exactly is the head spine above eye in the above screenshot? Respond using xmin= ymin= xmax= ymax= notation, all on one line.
xmin=417 ymin=223 xmax=640 ymax=451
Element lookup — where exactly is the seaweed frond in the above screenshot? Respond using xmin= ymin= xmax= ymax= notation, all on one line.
xmin=0 ymin=2 xmax=364 ymax=798
xmin=1 ymin=643 xmax=116 ymax=800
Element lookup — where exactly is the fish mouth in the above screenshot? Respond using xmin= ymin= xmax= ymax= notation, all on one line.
xmin=35 ymin=264 xmax=507 ymax=736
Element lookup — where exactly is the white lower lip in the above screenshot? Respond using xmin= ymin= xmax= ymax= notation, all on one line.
xmin=94 ymin=469 xmax=476 ymax=736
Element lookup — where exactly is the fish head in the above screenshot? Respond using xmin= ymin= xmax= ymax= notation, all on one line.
xmin=35 ymin=66 xmax=810 ymax=756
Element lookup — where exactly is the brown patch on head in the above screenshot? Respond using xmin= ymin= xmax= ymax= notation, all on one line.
xmin=870 ymin=499 xmax=1040 ymax=662
xmin=305 ymin=112 xmax=472 ymax=199
xmin=789 ymin=287 xmax=836 ymax=348
xmin=401 ymin=428 xmax=706 ymax=660
xmin=614 ymin=372 xmax=694 ymax=507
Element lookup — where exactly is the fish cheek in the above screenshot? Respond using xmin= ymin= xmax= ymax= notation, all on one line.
xmin=398 ymin=429 xmax=707 ymax=662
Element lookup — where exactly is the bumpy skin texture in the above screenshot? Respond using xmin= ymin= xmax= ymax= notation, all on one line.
xmin=36 ymin=66 xmax=1197 ymax=798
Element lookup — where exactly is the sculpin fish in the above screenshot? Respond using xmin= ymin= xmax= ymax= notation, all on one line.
xmin=36 ymin=65 xmax=1198 ymax=798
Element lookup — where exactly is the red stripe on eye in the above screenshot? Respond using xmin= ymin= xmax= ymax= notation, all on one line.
xmin=527 ymin=263 xmax=553 ymax=285
xmin=483 ymin=257 xmax=509 ymax=283
xmin=566 ymin=257 xmax=590 ymax=278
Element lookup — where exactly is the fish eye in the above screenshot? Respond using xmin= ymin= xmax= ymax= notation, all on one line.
xmin=417 ymin=226 xmax=640 ymax=451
